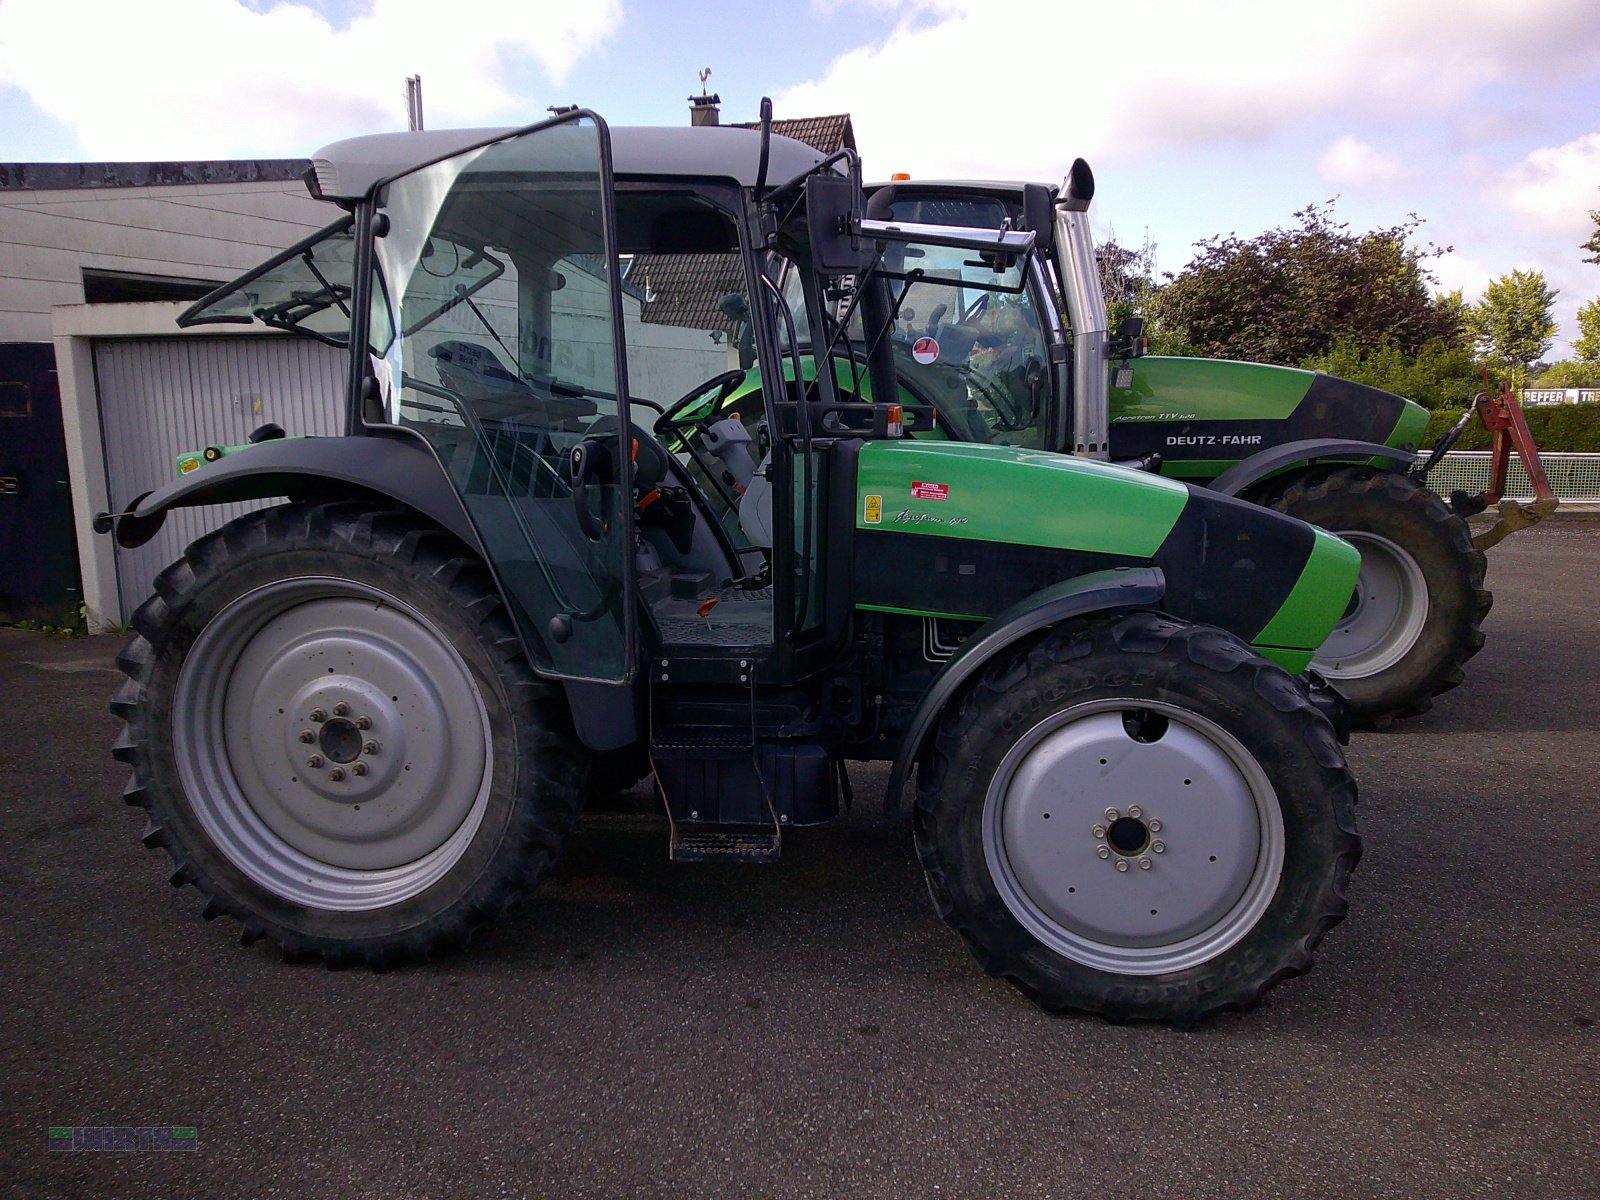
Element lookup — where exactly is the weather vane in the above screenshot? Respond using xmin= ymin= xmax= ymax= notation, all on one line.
xmin=698 ymin=68 xmax=712 ymax=96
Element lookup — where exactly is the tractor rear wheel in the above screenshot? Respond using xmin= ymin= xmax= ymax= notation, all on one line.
xmin=111 ymin=501 xmax=587 ymax=967
xmin=1270 ymin=467 xmax=1490 ymax=727
xmin=915 ymin=612 xmax=1360 ymax=1024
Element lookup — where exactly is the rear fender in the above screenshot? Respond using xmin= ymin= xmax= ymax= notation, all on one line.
xmin=1209 ymin=438 xmax=1414 ymax=498
xmin=884 ymin=567 xmax=1164 ymax=807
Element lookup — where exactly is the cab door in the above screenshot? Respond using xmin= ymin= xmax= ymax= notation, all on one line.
xmin=370 ymin=112 xmax=638 ymax=683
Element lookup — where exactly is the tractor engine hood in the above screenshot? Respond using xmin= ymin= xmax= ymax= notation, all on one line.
xmin=1107 ymin=356 xmax=1431 ymax=467
xmin=851 ymin=441 xmax=1359 ymax=671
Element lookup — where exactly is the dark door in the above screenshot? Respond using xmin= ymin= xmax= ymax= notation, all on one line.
xmin=0 ymin=343 xmax=82 ymax=625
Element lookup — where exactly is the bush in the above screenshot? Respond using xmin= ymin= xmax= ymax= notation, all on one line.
xmin=1303 ymin=338 xmax=1482 ymax=410
xmin=1423 ymin=401 xmax=1600 ymax=451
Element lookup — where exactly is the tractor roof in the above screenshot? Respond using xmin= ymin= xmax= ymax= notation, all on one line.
xmin=310 ymin=125 xmax=829 ymax=202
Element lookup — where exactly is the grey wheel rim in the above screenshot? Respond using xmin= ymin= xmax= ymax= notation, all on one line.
xmin=1314 ymin=531 xmax=1430 ymax=680
xmin=172 ymin=577 xmax=492 ymax=911
xmin=982 ymin=699 xmax=1284 ymax=976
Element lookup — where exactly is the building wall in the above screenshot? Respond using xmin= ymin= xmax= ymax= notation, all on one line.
xmin=93 ymin=333 xmax=348 ymax=621
xmin=0 ymin=179 xmax=330 ymax=342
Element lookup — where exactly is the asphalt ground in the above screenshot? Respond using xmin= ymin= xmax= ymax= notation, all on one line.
xmin=2 ymin=520 xmax=1597 ymax=1200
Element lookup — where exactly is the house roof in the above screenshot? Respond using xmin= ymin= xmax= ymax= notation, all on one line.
xmin=732 ymin=114 xmax=856 ymax=157
xmin=631 ymin=251 xmax=746 ymax=334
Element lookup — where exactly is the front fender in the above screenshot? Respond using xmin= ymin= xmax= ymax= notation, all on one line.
xmin=115 ymin=431 xmax=482 ymax=553
xmin=884 ymin=566 xmax=1165 ymax=808
xmin=1209 ymin=438 xmax=1414 ymax=498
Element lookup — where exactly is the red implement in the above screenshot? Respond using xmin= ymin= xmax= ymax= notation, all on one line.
xmin=1465 ymin=381 xmax=1559 ymax=550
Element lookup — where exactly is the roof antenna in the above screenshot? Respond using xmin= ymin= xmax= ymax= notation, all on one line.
xmin=754 ymin=96 xmax=773 ymax=197
xmin=404 ymin=75 xmax=424 ymax=131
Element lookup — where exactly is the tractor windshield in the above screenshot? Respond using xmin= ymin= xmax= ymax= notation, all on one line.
xmin=781 ymin=240 xmax=1051 ymax=447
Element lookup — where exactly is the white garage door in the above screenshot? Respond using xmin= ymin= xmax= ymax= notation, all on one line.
xmin=95 ymin=335 xmax=347 ymax=621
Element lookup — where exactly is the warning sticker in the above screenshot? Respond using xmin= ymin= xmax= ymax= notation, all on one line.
xmin=911 ymin=336 xmax=940 ymax=365
xmin=863 ymin=494 xmax=883 ymax=524
xmin=911 ymin=481 xmax=948 ymax=501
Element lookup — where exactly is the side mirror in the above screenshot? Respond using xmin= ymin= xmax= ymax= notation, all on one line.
xmin=1111 ymin=314 xmax=1146 ymax=360
xmin=1022 ymin=183 xmax=1055 ymax=253
xmin=805 ymin=174 xmax=871 ymax=275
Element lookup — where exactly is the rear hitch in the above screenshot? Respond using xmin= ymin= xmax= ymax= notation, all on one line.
xmin=1412 ymin=381 xmax=1558 ymax=550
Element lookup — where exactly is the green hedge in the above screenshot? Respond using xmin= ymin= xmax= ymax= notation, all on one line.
xmin=1422 ymin=401 xmax=1600 ymax=452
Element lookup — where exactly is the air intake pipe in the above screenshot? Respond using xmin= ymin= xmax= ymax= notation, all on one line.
xmin=1054 ymin=159 xmax=1109 ymax=459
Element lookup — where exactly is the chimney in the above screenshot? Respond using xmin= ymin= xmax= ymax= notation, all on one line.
xmin=404 ymin=75 xmax=424 ymax=131
xmin=689 ymin=92 xmax=721 ymax=127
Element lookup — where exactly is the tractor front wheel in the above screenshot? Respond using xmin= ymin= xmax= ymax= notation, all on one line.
xmin=915 ymin=612 xmax=1360 ymax=1023
xmin=111 ymin=502 xmax=588 ymax=967
xmin=1271 ymin=467 xmax=1490 ymax=726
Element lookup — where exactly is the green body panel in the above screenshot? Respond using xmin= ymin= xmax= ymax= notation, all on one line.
xmin=1252 ymin=527 xmax=1362 ymax=664
xmin=1113 ymin=356 xmax=1315 ymax=422
xmin=854 ymin=441 xmax=1188 ymax=555
xmin=1388 ymin=399 xmax=1430 ymax=455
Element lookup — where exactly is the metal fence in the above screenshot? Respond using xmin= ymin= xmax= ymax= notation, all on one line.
xmin=1424 ymin=451 xmax=1600 ymax=502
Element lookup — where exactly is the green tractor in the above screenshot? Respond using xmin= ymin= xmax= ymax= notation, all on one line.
xmin=103 ymin=110 xmax=1364 ymax=1023
xmin=846 ymin=168 xmax=1549 ymax=727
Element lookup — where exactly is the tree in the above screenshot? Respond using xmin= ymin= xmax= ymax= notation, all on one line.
xmin=1468 ymin=269 xmax=1558 ymax=383
xmin=1531 ymin=359 xmax=1600 ymax=388
xmin=1584 ymin=209 xmax=1600 ymax=266
xmin=1574 ymin=296 xmax=1600 ymax=364
xmin=1151 ymin=202 xmax=1463 ymax=365
xmin=1095 ymin=232 xmax=1163 ymax=343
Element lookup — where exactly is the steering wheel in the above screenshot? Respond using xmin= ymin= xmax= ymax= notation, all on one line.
xmin=654 ymin=369 xmax=749 ymax=438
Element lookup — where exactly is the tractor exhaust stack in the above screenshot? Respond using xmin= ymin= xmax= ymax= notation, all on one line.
xmin=1054 ymin=159 xmax=1110 ymax=459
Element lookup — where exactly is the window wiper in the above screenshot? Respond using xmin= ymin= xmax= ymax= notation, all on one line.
xmin=255 ymin=283 xmax=349 ymax=327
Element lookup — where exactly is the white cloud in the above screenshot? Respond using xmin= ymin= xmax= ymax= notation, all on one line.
xmin=775 ymin=0 xmax=1600 ymax=182
xmin=1318 ymin=136 xmax=1402 ymax=188
xmin=1428 ymin=250 xmax=1496 ymax=301
xmin=0 ymin=0 xmax=621 ymax=159
xmin=1506 ymin=132 xmax=1600 ymax=237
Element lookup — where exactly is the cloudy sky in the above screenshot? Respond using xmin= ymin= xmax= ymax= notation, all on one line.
xmin=2 ymin=0 xmax=1598 ymax=355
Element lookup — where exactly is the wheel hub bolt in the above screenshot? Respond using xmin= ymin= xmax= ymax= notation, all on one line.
xmin=1151 ymin=841 xmax=1165 ymax=854
xmin=355 ymin=715 xmax=372 ymax=730
xmin=298 ymin=730 xmax=315 ymax=744
xmin=306 ymin=754 xmax=324 ymax=768
xmin=1092 ymin=824 xmax=1106 ymax=838
xmin=1148 ymin=819 xmax=1162 ymax=833
xmin=363 ymin=740 xmax=380 ymax=756
xmin=309 ymin=708 xmax=327 ymax=723
xmin=1104 ymin=808 xmax=1120 ymax=822
xmin=333 ymin=702 xmax=350 ymax=717
xmin=329 ymin=767 xmax=345 ymax=782
xmin=1096 ymin=846 xmax=1110 ymax=860
xmin=351 ymin=762 xmax=368 ymax=777
xmin=1138 ymin=857 xmax=1152 ymax=870
xmin=1127 ymin=805 xmax=1143 ymax=819
xmin=1114 ymin=859 xmax=1130 ymax=873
